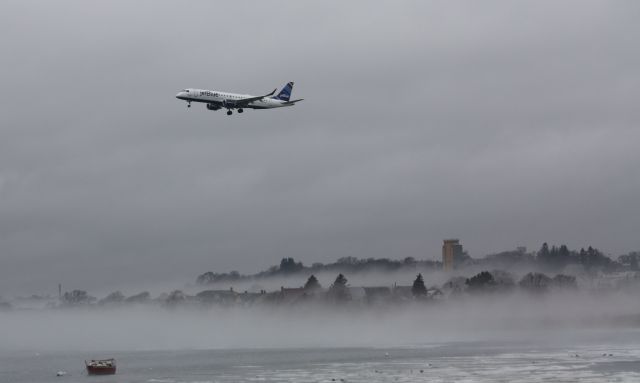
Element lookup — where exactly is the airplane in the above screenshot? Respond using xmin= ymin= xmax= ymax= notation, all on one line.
xmin=175 ymin=82 xmax=303 ymax=115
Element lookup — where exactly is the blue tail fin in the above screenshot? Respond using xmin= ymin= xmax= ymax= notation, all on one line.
xmin=272 ymin=82 xmax=294 ymax=101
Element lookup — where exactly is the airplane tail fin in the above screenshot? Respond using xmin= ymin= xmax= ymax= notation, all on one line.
xmin=272 ymin=82 xmax=294 ymax=101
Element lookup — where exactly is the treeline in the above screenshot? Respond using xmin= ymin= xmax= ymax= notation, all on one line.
xmin=196 ymin=256 xmax=440 ymax=286
xmin=57 ymin=268 xmax=635 ymax=311
xmin=18 ymin=264 xmax=640 ymax=312
xmin=449 ymin=270 xmax=579 ymax=294
xmin=59 ymin=289 xmax=153 ymax=307
xmin=196 ymin=244 xmax=640 ymax=287
xmin=484 ymin=243 xmax=637 ymax=273
xmin=533 ymin=244 xmax=615 ymax=271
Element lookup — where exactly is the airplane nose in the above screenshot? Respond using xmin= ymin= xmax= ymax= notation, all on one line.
xmin=176 ymin=92 xmax=183 ymax=99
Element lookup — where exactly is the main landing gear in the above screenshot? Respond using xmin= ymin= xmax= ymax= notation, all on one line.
xmin=238 ymin=108 xmax=244 ymax=114
xmin=226 ymin=110 xmax=233 ymax=116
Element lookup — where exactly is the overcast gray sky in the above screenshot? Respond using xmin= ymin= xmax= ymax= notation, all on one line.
xmin=1 ymin=1 xmax=639 ymax=295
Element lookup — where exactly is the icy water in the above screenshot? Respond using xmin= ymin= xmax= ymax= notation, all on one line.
xmin=2 ymin=340 xmax=640 ymax=383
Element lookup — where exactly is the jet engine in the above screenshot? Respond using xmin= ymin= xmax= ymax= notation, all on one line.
xmin=222 ymin=99 xmax=237 ymax=109
xmin=206 ymin=103 xmax=221 ymax=111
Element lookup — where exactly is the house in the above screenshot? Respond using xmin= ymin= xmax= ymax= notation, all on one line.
xmin=195 ymin=288 xmax=238 ymax=306
xmin=363 ymin=287 xmax=391 ymax=304
xmin=347 ymin=287 xmax=366 ymax=302
xmin=427 ymin=288 xmax=444 ymax=300
xmin=391 ymin=285 xmax=413 ymax=301
xmin=279 ymin=287 xmax=308 ymax=305
xmin=237 ymin=291 xmax=266 ymax=306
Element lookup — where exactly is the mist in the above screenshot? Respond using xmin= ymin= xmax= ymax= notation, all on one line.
xmin=2 ymin=290 xmax=638 ymax=353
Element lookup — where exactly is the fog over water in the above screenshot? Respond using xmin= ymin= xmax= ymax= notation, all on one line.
xmin=2 ymin=291 xmax=638 ymax=352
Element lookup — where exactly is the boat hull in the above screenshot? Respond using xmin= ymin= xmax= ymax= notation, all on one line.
xmin=86 ymin=366 xmax=116 ymax=375
xmin=85 ymin=359 xmax=116 ymax=375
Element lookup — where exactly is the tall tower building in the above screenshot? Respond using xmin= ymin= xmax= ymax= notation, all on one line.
xmin=442 ymin=239 xmax=463 ymax=271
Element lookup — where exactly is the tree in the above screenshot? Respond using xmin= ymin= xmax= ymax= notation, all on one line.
xmin=551 ymin=274 xmax=577 ymax=289
xmin=196 ymin=271 xmax=243 ymax=285
xmin=519 ymin=272 xmax=551 ymax=293
xmin=578 ymin=248 xmax=587 ymax=265
xmin=465 ymin=271 xmax=495 ymax=292
xmin=279 ymin=257 xmax=304 ymax=274
xmin=579 ymin=246 xmax=616 ymax=272
xmin=165 ymin=290 xmax=187 ymax=306
xmin=411 ymin=273 xmax=427 ymax=297
xmin=62 ymin=290 xmax=96 ymax=306
xmin=304 ymin=275 xmax=322 ymax=291
xmin=98 ymin=291 xmax=125 ymax=305
xmin=537 ymin=242 xmax=550 ymax=264
xmin=558 ymin=245 xmax=570 ymax=262
xmin=631 ymin=255 xmax=639 ymax=271
xmin=486 ymin=270 xmax=516 ymax=292
xmin=404 ymin=257 xmax=417 ymax=266
xmin=332 ymin=273 xmax=347 ymax=287
xmin=125 ymin=291 xmax=151 ymax=304
xmin=336 ymin=257 xmax=359 ymax=266
xmin=196 ymin=271 xmax=216 ymax=285
xmin=329 ymin=273 xmax=351 ymax=301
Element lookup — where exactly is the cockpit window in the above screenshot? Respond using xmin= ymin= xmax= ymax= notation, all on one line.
xmin=183 ymin=89 xmax=189 ymax=92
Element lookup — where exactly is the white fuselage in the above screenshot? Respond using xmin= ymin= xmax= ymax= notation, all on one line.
xmin=176 ymin=89 xmax=292 ymax=110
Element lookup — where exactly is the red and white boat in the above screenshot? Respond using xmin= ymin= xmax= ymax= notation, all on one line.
xmin=85 ymin=358 xmax=116 ymax=375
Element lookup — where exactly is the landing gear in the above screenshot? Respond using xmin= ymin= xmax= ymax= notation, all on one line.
xmin=187 ymin=102 xmax=191 ymax=108
xmin=227 ymin=110 xmax=233 ymax=116
xmin=238 ymin=108 xmax=244 ymax=114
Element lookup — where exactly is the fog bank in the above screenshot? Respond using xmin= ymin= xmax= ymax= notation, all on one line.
xmin=2 ymin=291 xmax=639 ymax=352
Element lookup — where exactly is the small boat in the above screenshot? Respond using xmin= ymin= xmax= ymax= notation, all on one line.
xmin=85 ymin=358 xmax=116 ymax=375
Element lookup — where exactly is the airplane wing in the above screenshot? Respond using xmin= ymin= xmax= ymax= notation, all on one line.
xmin=234 ymin=89 xmax=277 ymax=106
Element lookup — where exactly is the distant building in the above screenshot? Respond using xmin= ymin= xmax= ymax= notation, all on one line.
xmin=363 ymin=287 xmax=391 ymax=304
xmin=442 ymin=239 xmax=464 ymax=271
xmin=347 ymin=287 xmax=366 ymax=302
xmin=391 ymin=285 xmax=413 ymax=301
xmin=279 ymin=286 xmax=307 ymax=305
xmin=195 ymin=289 xmax=238 ymax=306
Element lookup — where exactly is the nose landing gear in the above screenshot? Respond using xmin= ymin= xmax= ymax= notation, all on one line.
xmin=187 ymin=102 xmax=191 ymax=108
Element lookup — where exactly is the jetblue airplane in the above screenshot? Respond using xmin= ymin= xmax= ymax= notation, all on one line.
xmin=175 ymin=82 xmax=302 ymax=115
